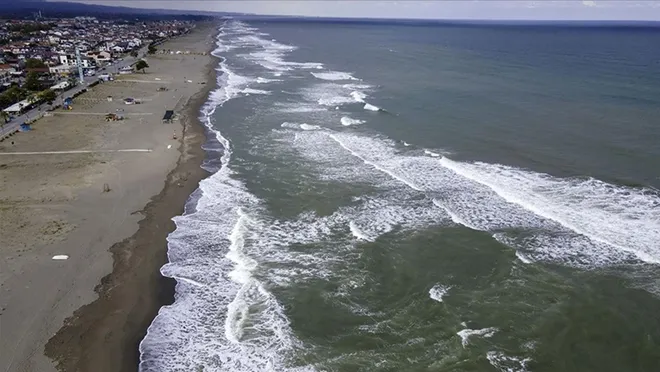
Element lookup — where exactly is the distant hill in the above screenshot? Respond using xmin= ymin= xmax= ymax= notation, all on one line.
xmin=0 ymin=0 xmax=234 ymax=19
xmin=3 ymin=1 xmax=658 ymax=27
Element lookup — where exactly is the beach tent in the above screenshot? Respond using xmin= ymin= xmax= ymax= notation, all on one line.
xmin=63 ymin=97 xmax=73 ymax=110
xmin=162 ymin=110 xmax=174 ymax=123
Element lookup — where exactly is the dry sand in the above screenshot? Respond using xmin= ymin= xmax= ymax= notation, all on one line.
xmin=0 ymin=23 xmax=218 ymax=372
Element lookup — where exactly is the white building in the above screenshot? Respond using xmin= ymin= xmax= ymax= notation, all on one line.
xmin=87 ymin=51 xmax=112 ymax=63
xmin=58 ymin=54 xmax=71 ymax=66
xmin=58 ymin=54 xmax=94 ymax=68
xmin=49 ymin=65 xmax=72 ymax=75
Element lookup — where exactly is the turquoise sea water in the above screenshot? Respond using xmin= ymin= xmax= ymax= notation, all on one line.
xmin=139 ymin=20 xmax=660 ymax=372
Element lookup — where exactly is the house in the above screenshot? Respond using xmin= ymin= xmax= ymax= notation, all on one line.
xmin=58 ymin=54 xmax=95 ymax=68
xmin=0 ymin=64 xmax=16 ymax=83
xmin=58 ymin=54 xmax=71 ymax=66
xmin=86 ymin=51 xmax=111 ymax=64
xmin=49 ymin=64 xmax=72 ymax=75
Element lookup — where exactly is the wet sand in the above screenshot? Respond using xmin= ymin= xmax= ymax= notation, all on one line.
xmin=0 ymin=22 xmax=218 ymax=372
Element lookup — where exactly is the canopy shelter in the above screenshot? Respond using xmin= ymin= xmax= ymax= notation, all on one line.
xmin=3 ymin=99 xmax=30 ymax=114
xmin=162 ymin=110 xmax=174 ymax=123
xmin=50 ymin=81 xmax=70 ymax=90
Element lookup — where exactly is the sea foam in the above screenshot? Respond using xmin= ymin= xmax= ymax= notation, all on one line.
xmin=457 ymin=327 xmax=498 ymax=348
xmin=139 ymin=20 xmax=316 ymax=372
xmin=340 ymin=116 xmax=365 ymax=126
xmin=311 ymin=71 xmax=359 ymax=81
xmin=429 ymin=284 xmax=451 ymax=302
xmin=290 ymin=131 xmax=658 ymax=269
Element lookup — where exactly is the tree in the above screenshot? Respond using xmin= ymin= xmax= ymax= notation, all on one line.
xmin=25 ymin=58 xmax=46 ymax=69
xmin=148 ymin=45 xmax=157 ymax=54
xmin=38 ymin=89 xmax=57 ymax=105
xmin=135 ymin=59 xmax=149 ymax=74
xmin=0 ymin=111 xmax=9 ymax=124
xmin=1 ymin=86 xmax=27 ymax=107
xmin=130 ymin=50 xmax=138 ymax=58
xmin=67 ymin=76 xmax=78 ymax=88
xmin=24 ymin=71 xmax=41 ymax=91
xmin=0 ymin=95 xmax=10 ymax=109
xmin=27 ymin=94 xmax=38 ymax=107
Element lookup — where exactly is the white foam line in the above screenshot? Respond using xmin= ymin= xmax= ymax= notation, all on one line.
xmin=432 ymin=199 xmax=484 ymax=231
xmin=327 ymin=134 xmax=423 ymax=192
xmin=176 ymin=277 xmax=206 ymax=287
xmin=437 ymin=157 xmax=660 ymax=264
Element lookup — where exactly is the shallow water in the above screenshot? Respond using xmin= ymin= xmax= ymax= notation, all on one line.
xmin=139 ymin=20 xmax=660 ymax=372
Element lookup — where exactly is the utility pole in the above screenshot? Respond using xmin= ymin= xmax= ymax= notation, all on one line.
xmin=75 ymin=48 xmax=84 ymax=85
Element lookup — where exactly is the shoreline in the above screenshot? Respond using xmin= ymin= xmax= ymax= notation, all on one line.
xmin=39 ymin=23 xmax=219 ymax=372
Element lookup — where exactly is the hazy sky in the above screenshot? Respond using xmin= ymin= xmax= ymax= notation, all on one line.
xmin=58 ymin=1 xmax=660 ymax=21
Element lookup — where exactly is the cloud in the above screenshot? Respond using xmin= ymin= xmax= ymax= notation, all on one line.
xmin=582 ymin=0 xmax=597 ymax=7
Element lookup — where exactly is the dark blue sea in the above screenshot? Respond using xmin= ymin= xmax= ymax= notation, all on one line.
xmin=139 ymin=20 xmax=660 ymax=372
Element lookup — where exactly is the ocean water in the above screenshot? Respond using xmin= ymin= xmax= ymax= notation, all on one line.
xmin=139 ymin=20 xmax=660 ymax=372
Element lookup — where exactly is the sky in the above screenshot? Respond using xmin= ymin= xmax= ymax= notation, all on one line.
xmin=54 ymin=1 xmax=660 ymax=21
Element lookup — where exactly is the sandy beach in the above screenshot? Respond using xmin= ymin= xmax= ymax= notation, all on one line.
xmin=0 ymin=22 xmax=217 ymax=372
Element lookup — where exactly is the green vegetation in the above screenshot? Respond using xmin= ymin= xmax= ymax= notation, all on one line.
xmin=135 ymin=59 xmax=149 ymax=74
xmin=0 ymin=111 xmax=9 ymax=124
xmin=148 ymin=45 xmax=157 ymax=54
xmin=67 ymin=76 xmax=78 ymax=88
xmin=24 ymin=71 xmax=41 ymax=91
xmin=130 ymin=50 xmax=139 ymax=58
xmin=7 ymin=23 xmax=53 ymax=35
xmin=27 ymin=94 xmax=38 ymax=106
xmin=25 ymin=58 xmax=46 ymax=69
xmin=38 ymin=89 xmax=57 ymax=104
xmin=0 ymin=86 xmax=28 ymax=110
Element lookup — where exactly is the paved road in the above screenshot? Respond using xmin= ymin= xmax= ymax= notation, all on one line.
xmin=0 ymin=48 xmax=146 ymax=141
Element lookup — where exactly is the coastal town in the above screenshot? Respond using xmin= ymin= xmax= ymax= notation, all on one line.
xmin=0 ymin=15 xmax=193 ymax=135
xmin=0 ymin=9 xmax=216 ymax=371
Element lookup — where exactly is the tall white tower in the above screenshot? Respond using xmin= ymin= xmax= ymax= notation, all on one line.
xmin=75 ymin=48 xmax=84 ymax=84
